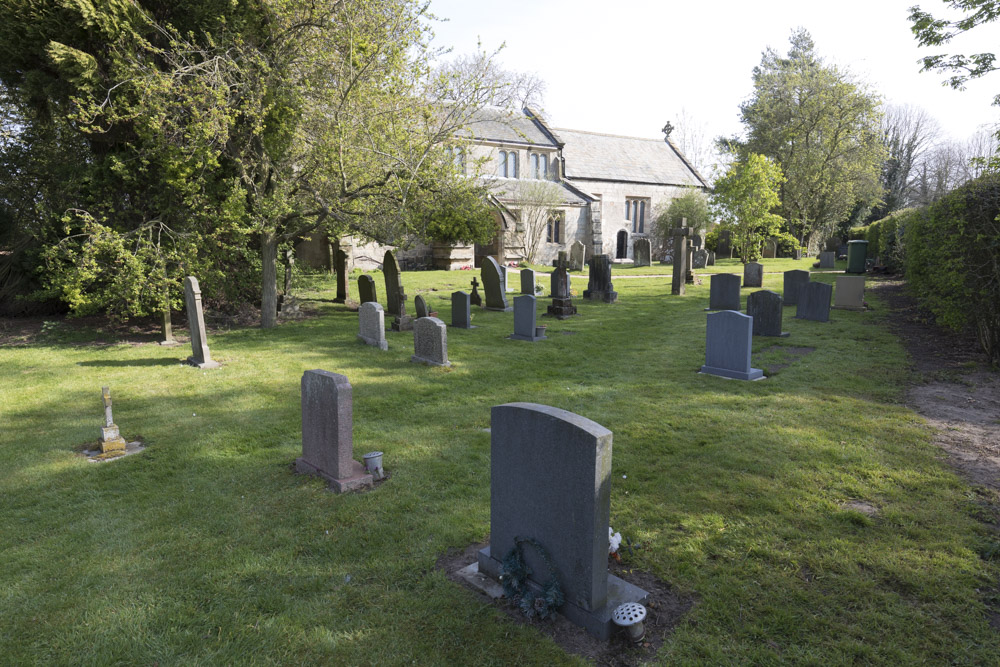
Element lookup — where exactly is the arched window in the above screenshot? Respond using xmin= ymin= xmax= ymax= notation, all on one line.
xmin=507 ymin=151 xmax=518 ymax=179
xmin=530 ymin=153 xmax=539 ymax=179
xmin=540 ymin=154 xmax=548 ymax=179
xmin=498 ymin=150 xmax=508 ymax=177
xmin=626 ymin=198 xmax=648 ymax=234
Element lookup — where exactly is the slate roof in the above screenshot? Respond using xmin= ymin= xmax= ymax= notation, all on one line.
xmin=455 ymin=107 xmax=560 ymax=147
xmin=485 ymin=177 xmax=591 ymax=206
xmin=552 ymin=128 xmax=708 ymax=188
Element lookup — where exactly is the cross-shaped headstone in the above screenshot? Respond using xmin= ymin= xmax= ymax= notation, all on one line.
xmin=671 ymin=221 xmax=692 ymax=296
xmin=102 ymin=386 xmax=114 ymax=428
xmin=470 ymin=277 xmax=482 ymax=307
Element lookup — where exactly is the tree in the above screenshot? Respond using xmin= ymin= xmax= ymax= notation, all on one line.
xmin=710 ymin=153 xmax=785 ymax=263
xmin=650 ymin=188 xmax=710 ymax=257
xmin=736 ymin=29 xmax=886 ymax=244
xmin=505 ymin=179 xmax=564 ymax=265
xmin=669 ymin=108 xmax=716 ymax=178
xmin=910 ymin=1 xmax=1000 ymax=95
xmin=869 ymin=105 xmax=939 ymax=220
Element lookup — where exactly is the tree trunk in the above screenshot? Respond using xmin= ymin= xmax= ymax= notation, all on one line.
xmin=261 ymin=233 xmax=279 ymax=328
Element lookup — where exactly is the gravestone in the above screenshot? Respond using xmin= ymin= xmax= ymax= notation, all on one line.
xmin=411 ymin=317 xmax=451 ymax=367
xmin=556 ymin=250 xmax=569 ymax=269
xmin=98 ymin=386 xmax=127 ymax=454
xmin=691 ymin=233 xmax=703 ymax=249
xmin=686 ymin=247 xmax=695 ymax=283
xmin=414 ymin=294 xmax=430 ymax=319
xmin=383 ymin=250 xmax=404 ymax=317
xmin=520 ymin=268 xmax=536 ymax=295
xmin=818 ymin=251 xmax=836 ymax=269
xmin=481 ymin=257 xmax=512 ymax=311
xmin=632 ymin=238 xmax=651 ymax=267
xmin=390 ymin=285 xmax=413 ymax=332
xmin=546 ymin=267 xmax=577 ymax=319
xmin=671 ymin=226 xmax=692 ymax=295
xmin=834 ymin=275 xmax=866 ymax=311
xmin=707 ymin=273 xmax=741 ymax=311
xmin=783 ymin=270 xmax=810 ymax=306
xmin=159 ymin=308 xmax=178 ymax=346
xmin=717 ymin=229 xmax=732 ymax=258
xmin=700 ymin=310 xmax=764 ymax=381
xmin=477 ymin=403 xmax=649 ymax=639
xmin=295 ymin=370 xmax=373 ymax=493
xmin=357 ymin=302 xmax=388 ymax=350
xmin=583 ymin=255 xmax=618 ymax=303
xmin=707 ymin=251 xmax=716 ymax=266
xmin=357 ymin=275 xmax=377 ymax=305
xmin=450 ymin=291 xmax=475 ymax=329
xmin=509 ymin=295 xmax=546 ymax=341
xmin=743 ymin=262 xmax=763 ymax=288
xmin=795 ymin=281 xmax=833 ymax=322
xmin=569 ymin=240 xmax=587 ymax=271
xmin=183 ymin=276 xmax=220 ymax=369
xmin=470 ymin=277 xmax=483 ymax=307
xmin=747 ymin=290 xmax=788 ymax=337
xmin=762 ymin=238 xmax=777 ymax=259
xmin=334 ymin=246 xmax=350 ymax=303
xmin=692 ymin=249 xmax=708 ymax=269
xmin=500 ymin=265 xmax=511 ymax=293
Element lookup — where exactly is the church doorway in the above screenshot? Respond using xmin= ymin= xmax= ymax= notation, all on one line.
xmin=616 ymin=230 xmax=628 ymax=259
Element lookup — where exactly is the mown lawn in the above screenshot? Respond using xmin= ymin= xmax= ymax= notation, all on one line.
xmin=530 ymin=256 xmax=848 ymax=280
xmin=1 ymin=263 xmax=996 ymax=664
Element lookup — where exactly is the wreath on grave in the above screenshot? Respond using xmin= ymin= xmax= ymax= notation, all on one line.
xmin=499 ymin=536 xmax=565 ymax=620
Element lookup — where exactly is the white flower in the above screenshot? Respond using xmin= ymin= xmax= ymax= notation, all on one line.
xmin=609 ymin=527 xmax=623 ymax=554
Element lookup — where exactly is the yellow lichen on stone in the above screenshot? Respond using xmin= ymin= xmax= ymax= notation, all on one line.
xmin=99 ymin=436 xmax=127 ymax=454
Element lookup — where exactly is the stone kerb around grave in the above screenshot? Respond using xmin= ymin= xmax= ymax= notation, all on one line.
xmin=477 ymin=403 xmax=649 ymax=640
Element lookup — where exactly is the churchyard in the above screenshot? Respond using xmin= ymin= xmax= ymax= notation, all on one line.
xmin=2 ymin=262 xmax=998 ymax=664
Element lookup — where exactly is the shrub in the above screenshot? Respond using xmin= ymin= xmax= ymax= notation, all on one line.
xmin=772 ymin=231 xmax=800 ymax=257
xmin=705 ymin=229 xmax=719 ymax=253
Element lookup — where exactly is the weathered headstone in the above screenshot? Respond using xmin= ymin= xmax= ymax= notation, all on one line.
xmin=833 ymin=275 xmax=865 ymax=311
xmin=500 ymin=265 xmax=511 ymax=293
xmin=411 ymin=317 xmax=451 ymax=367
xmin=783 ymin=270 xmax=810 ymax=306
xmin=159 ymin=308 xmax=178 ymax=346
xmin=707 ymin=273 xmax=741 ymax=311
xmin=743 ymin=262 xmax=763 ymax=288
xmin=569 ymin=240 xmax=587 ymax=271
xmin=414 ymin=294 xmax=429 ymax=319
xmin=451 ymin=291 xmax=474 ymax=329
xmin=98 ymin=386 xmax=127 ymax=454
xmin=747 ymin=290 xmax=788 ymax=337
xmin=818 ymin=251 xmax=836 ymax=269
xmin=357 ymin=275 xmax=377 ymax=305
xmin=671 ymin=226 xmax=692 ymax=295
xmin=481 ymin=257 xmax=512 ymax=311
xmin=692 ymin=248 xmax=708 ymax=269
xmin=183 ymin=276 xmax=220 ymax=369
xmin=795 ymin=281 xmax=833 ymax=322
xmin=357 ymin=302 xmax=388 ymax=350
xmin=632 ymin=238 xmax=651 ymax=267
xmin=547 ymin=267 xmax=577 ymax=319
xmin=295 ymin=370 xmax=373 ymax=493
xmin=707 ymin=251 xmax=716 ymax=266
xmin=509 ymin=295 xmax=546 ymax=341
xmin=520 ymin=268 xmax=537 ymax=295
xmin=691 ymin=233 xmax=703 ymax=249
xmin=477 ymin=403 xmax=649 ymax=639
xmin=334 ymin=245 xmax=350 ymax=303
xmin=583 ymin=255 xmax=618 ymax=303
xmin=470 ymin=277 xmax=483 ymax=307
xmin=717 ymin=229 xmax=732 ymax=258
xmin=700 ymin=310 xmax=764 ymax=381
xmin=383 ymin=250 xmax=404 ymax=317
xmin=686 ymin=246 xmax=695 ymax=284
xmin=762 ymin=238 xmax=777 ymax=259
xmin=389 ymin=284 xmax=413 ymax=332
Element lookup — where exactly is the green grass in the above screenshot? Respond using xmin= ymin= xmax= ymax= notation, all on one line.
xmin=528 ymin=256 xmax=848 ymax=279
xmin=1 ymin=267 xmax=996 ymax=664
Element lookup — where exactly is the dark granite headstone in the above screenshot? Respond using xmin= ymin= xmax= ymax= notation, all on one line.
xmin=295 ymin=370 xmax=373 ymax=493
xmin=691 ymin=233 xmax=703 ymax=249
xmin=747 ymin=290 xmax=788 ymax=337
xmin=383 ymin=250 xmax=403 ymax=317
xmin=783 ymin=270 xmax=809 ymax=306
xmin=477 ymin=403 xmax=649 ymax=639
xmin=547 ymin=267 xmax=577 ymax=319
xmin=334 ymin=246 xmax=350 ymax=303
xmin=583 ymin=255 xmax=618 ymax=303
xmin=692 ymin=249 xmax=708 ymax=269
xmin=632 ymin=238 xmax=651 ymax=267
xmin=357 ymin=274 xmax=377 ymax=305
xmin=450 ymin=291 xmax=474 ymax=329
xmin=795 ymin=281 xmax=833 ymax=322
xmin=707 ymin=251 xmax=716 ymax=266
xmin=707 ymin=273 xmax=741 ymax=311
xmin=509 ymin=295 xmax=546 ymax=341
xmin=520 ymin=268 xmax=536 ymax=295
xmin=411 ymin=317 xmax=450 ymax=366
xmin=717 ymin=229 xmax=732 ymax=258
xmin=183 ymin=276 xmax=220 ymax=369
xmin=700 ymin=310 xmax=764 ymax=381
xmin=671 ymin=227 xmax=691 ymax=295
xmin=743 ymin=262 xmax=763 ymax=288
xmin=482 ymin=257 xmax=511 ymax=311
xmin=414 ymin=294 xmax=429 ymax=319
xmin=470 ymin=277 xmax=482 ymax=307
xmin=818 ymin=252 xmax=836 ymax=269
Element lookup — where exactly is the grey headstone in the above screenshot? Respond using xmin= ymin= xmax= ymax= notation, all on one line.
xmin=569 ymin=241 xmax=586 ymax=271
xmin=357 ymin=302 xmax=388 ymax=350
xmin=414 ymin=294 xmax=429 ymax=319
xmin=411 ymin=317 xmax=450 ymax=367
xmin=783 ymin=270 xmax=810 ymax=306
xmin=707 ymin=251 xmax=716 ymax=266
xmin=481 ymin=257 xmax=511 ymax=311
xmin=383 ymin=250 xmax=404 ymax=317
xmin=671 ymin=227 xmax=691 ymax=295
xmin=818 ymin=251 xmax=836 ymax=269
xmin=477 ymin=403 xmax=649 ymax=639
xmin=451 ymin=291 xmax=474 ymax=329
xmin=700 ymin=310 xmax=764 ymax=381
xmin=833 ymin=275 xmax=865 ymax=311
xmin=717 ymin=229 xmax=732 ymax=258
xmin=583 ymin=255 xmax=618 ymax=303
xmin=547 ymin=268 xmax=577 ymax=319
xmin=334 ymin=246 xmax=350 ymax=303
xmin=795 ymin=281 xmax=833 ymax=322
xmin=295 ymin=370 xmax=373 ymax=493
xmin=509 ymin=295 xmax=546 ymax=341
xmin=692 ymin=249 xmax=708 ymax=269
xmin=743 ymin=262 xmax=763 ymax=288
xmin=183 ymin=276 xmax=220 ymax=369
xmin=747 ymin=290 xmax=788 ymax=337
xmin=707 ymin=273 xmax=741 ymax=311
xmin=520 ymin=268 xmax=536 ymax=295
xmin=500 ymin=265 xmax=512 ymax=293
xmin=691 ymin=233 xmax=703 ymax=249
xmin=357 ymin=275 xmax=377 ymax=305
xmin=632 ymin=238 xmax=651 ymax=267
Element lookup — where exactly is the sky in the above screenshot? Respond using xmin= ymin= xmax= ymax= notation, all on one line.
xmin=427 ymin=0 xmax=1000 ymax=150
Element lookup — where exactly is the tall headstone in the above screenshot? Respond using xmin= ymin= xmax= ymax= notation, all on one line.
xmin=743 ymin=262 xmax=763 ymax=288
xmin=357 ymin=302 xmax=388 ymax=350
xmin=569 ymin=241 xmax=587 ymax=271
xmin=470 ymin=277 xmax=483 ymax=307
xmin=500 ymin=265 xmax=511 ymax=293
xmin=795 ymin=281 xmax=833 ymax=322
xmin=685 ymin=246 xmax=695 ymax=283
xmin=700 ymin=310 xmax=764 ymax=381
xmin=509 ymin=295 xmax=546 ymax=341
xmin=334 ymin=245 xmax=350 ymax=304
xmin=383 ymin=250 xmax=404 ymax=317
xmin=520 ymin=268 xmax=537 ymax=295
xmin=707 ymin=274 xmax=741 ymax=311
xmin=450 ymin=291 xmax=474 ymax=329
xmin=98 ymin=386 xmax=127 ymax=454
xmin=411 ymin=317 xmax=451 ymax=367
xmin=481 ymin=257 xmax=512 ymax=312
xmin=833 ymin=275 xmax=865 ymax=311
xmin=547 ymin=267 xmax=577 ymax=319
xmin=717 ymin=229 xmax=733 ymax=259
xmin=414 ymin=294 xmax=430 ymax=319
xmin=692 ymin=249 xmax=708 ymax=269
xmin=296 ymin=370 xmax=373 ymax=493
xmin=671 ymin=226 xmax=692 ymax=295
xmin=183 ymin=276 xmax=220 ymax=369
xmin=818 ymin=251 xmax=836 ymax=269
xmin=747 ymin=290 xmax=788 ymax=337
xmin=477 ymin=403 xmax=649 ymax=639
xmin=583 ymin=255 xmax=618 ymax=303
xmin=159 ymin=308 xmax=178 ymax=346
xmin=357 ymin=275 xmax=377 ymax=305
xmin=783 ymin=270 xmax=810 ymax=306
xmin=632 ymin=238 xmax=651 ymax=267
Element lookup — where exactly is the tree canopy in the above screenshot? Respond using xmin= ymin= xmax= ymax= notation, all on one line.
xmin=710 ymin=153 xmax=785 ymax=264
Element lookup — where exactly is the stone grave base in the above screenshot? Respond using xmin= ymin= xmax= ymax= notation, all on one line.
xmin=83 ymin=440 xmax=145 ymax=462
xmin=484 ymin=306 xmax=513 ymax=313
xmin=546 ymin=298 xmax=577 ymax=319
xmin=832 ymin=305 xmax=865 ymax=312
xmin=295 ymin=457 xmax=373 ymax=493
xmin=583 ymin=290 xmax=618 ymax=303
xmin=476 ymin=546 xmax=650 ymax=641
xmin=411 ymin=354 xmax=451 ymax=367
xmin=187 ymin=357 xmax=221 ymax=369
xmin=159 ymin=339 xmax=180 ymax=347
xmin=699 ymin=365 xmax=765 ymax=381
xmin=357 ymin=333 xmax=388 ymax=350
xmin=449 ymin=323 xmax=477 ymax=329
xmin=757 ymin=331 xmax=790 ymax=338
xmin=390 ymin=315 xmax=414 ymax=331
xmin=508 ymin=333 xmax=547 ymax=342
